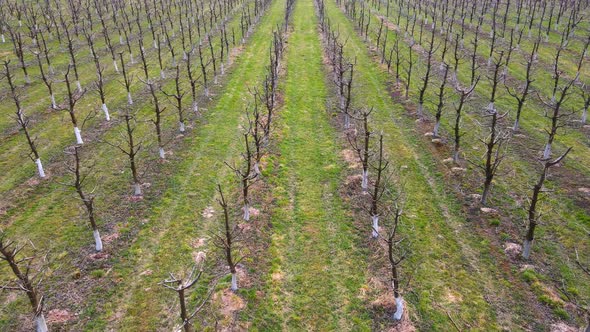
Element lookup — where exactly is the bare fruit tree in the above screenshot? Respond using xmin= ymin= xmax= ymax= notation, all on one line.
xmin=212 ymin=184 xmax=243 ymax=291
xmin=522 ymin=147 xmax=572 ymax=259
xmin=160 ymin=252 xmax=215 ymax=332
xmin=0 ymin=232 xmax=48 ymax=332
xmin=64 ymin=146 xmax=103 ymax=252
xmin=3 ymin=60 xmax=45 ymax=178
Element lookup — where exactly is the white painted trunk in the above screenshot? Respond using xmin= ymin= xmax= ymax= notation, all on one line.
xmin=129 ymin=53 xmax=135 ymax=64
xmin=487 ymin=102 xmax=495 ymax=112
xmin=372 ymin=215 xmax=379 ymax=238
xmin=543 ymin=143 xmax=552 ymax=159
xmin=513 ymin=118 xmax=520 ymax=131
xmin=231 ymin=272 xmax=238 ymax=291
xmin=254 ymin=162 xmax=261 ymax=175
xmin=133 ymin=182 xmax=142 ymax=196
xmin=127 ymin=92 xmax=133 ymax=105
xmin=25 ymin=75 xmax=31 ymax=84
xmin=159 ymin=147 xmax=165 ymax=159
xmin=192 ymin=101 xmax=199 ymax=114
xmin=179 ymin=122 xmax=185 ymax=133
xmin=393 ymin=296 xmax=404 ymax=320
xmin=160 ymin=69 xmax=165 ymax=79
xmin=522 ymin=239 xmax=532 ymax=259
xmin=214 ymin=75 xmax=218 ymax=84
xmin=344 ymin=113 xmax=350 ymax=129
xmin=243 ymin=203 xmax=250 ymax=221
xmin=171 ymin=56 xmax=176 ymax=67
xmin=102 ymin=103 xmax=110 ymax=121
xmin=153 ymin=40 xmax=158 ymax=49
xmin=50 ymin=94 xmax=56 ymax=109
xmin=182 ymin=51 xmax=188 ymax=60
xmin=119 ymin=35 xmax=123 ymax=44
xmin=1 ymin=34 xmax=5 ymax=43
xmin=433 ymin=120 xmax=440 ymax=137
xmin=113 ymin=60 xmax=119 ymax=73
xmin=36 ymin=314 xmax=48 ymax=332
xmin=361 ymin=169 xmax=368 ymax=191
xmin=205 ymin=87 xmax=209 ymax=97
xmin=18 ymin=20 xmax=22 ymax=27
xmin=93 ymin=229 xmax=103 ymax=251
xmin=528 ymin=30 xmax=531 ymax=38
xmin=74 ymin=127 xmax=84 ymax=144
xmin=545 ymin=34 xmax=549 ymax=42
xmin=221 ymin=63 xmax=225 ymax=75
xmin=487 ymin=57 xmax=492 ymax=66
xmin=582 ymin=107 xmax=588 ymax=124
xmin=36 ymin=158 xmax=46 ymax=178
xmin=76 ymin=80 xmax=82 ymax=93
xmin=417 ymin=103 xmax=423 ymax=117
xmin=453 ymin=149 xmax=460 ymax=163
xmin=489 ymin=30 xmax=493 ymax=38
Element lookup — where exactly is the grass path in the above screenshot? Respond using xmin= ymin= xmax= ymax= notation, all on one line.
xmin=248 ymin=0 xmax=372 ymax=329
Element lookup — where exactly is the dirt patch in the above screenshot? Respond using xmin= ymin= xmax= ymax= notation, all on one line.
xmin=341 ymin=149 xmax=361 ymax=168
xmin=46 ymin=309 xmax=74 ymax=324
xmin=202 ymin=206 xmax=215 ymax=218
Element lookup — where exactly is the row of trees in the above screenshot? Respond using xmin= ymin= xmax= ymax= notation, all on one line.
xmin=336 ymin=0 xmax=588 ymax=327
xmin=0 ymin=0 xmax=274 ymax=330
xmin=159 ymin=0 xmax=293 ymax=330
xmin=318 ymin=0 xmax=409 ymax=322
xmin=1 ymin=0 xmax=264 ymax=179
xmin=341 ymin=0 xmax=583 ymax=259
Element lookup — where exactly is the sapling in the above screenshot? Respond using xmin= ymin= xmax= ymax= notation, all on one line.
xmin=522 ymin=148 xmax=571 ymax=259
xmin=65 ymin=146 xmax=103 ymax=251
xmin=160 ymin=252 xmax=215 ymax=332
xmin=3 ymin=60 xmax=45 ymax=178
xmin=0 ymin=232 xmax=48 ymax=332
xmin=212 ymin=184 xmax=243 ymax=291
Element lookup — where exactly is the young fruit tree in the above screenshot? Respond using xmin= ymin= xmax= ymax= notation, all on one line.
xmin=64 ymin=146 xmax=103 ymax=252
xmin=452 ymin=77 xmax=479 ymax=163
xmin=347 ymin=107 xmax=374 ymax=192
xmin=212 ymin=184 xmax=243 ymax=291
xmin=103 ymin=111 xmax=144 ymax=197
xmin=61 ymin=65 xmax=88 ymax=145
xmin=522 ymin=147 xmax=572 ymax=260
xmin=160 ymin=252 xmax=216 ymax=332
xmin=225 ymin=130 xmax=258 ymax=221
xmin=0 ymin=232 xmax=48 ymax=332
xmin=3 ymin=60 xmax=45 ymax=178
xmin=379 ymin=201 xmax=408 ymax=321
xmin=368 ymin=134 xmax=391 ymax=239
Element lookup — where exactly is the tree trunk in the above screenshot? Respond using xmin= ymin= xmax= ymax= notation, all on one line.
xmin=543 ymin=143 xmax=552 ymax=159
xmin=231 ymin=272 xmax=238 ymax=291
xmin=127 ymin=92 xmax=133 ymax=105
xmin=371 ymin=215 xmax=379 ymax=238
xmin=179 ymin=122 xmax=185 ymax=133
xmin=113 ymin=60 xmax=119 ymax=73
xmin=74 ymin=127 xmax=84 ymax=144
xmin=102 ymin=104 xmax=110 ymax=121
xmin=36 ymin=313 xmax=48 ymax=332
xmin=243 ymin=203 xmax=250 ymax=221
xmin=93 ymin=229 xmax=103 ymax=251
xmin=159 ymin=147 xmax=165 ymax=159
xmin=133 ymin=182 xmax=142 ymax=196
xmin=522 ymin=239 xmax=533 ymax=259
xmin=361 ymin=169 xmax=368 ymax=191
xmin=35 ymin=159 xmax=46 ymax=178
xmin=393 ymin=296 xmax=404 ymax=321
xmin=50 ymin=94 xmax=56 ymax=109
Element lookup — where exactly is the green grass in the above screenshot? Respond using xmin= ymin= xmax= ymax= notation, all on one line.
xmin=246 ymin=0 xmax=371 ymax=329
